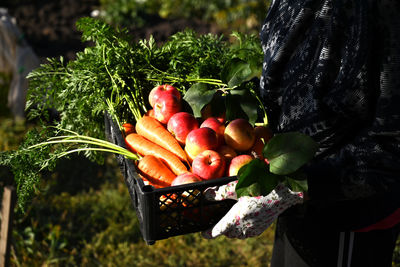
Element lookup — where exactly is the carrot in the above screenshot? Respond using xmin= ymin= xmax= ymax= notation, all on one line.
xmin=122 ymin=123 xmax=135 ymax=137
xmin=125 ymin=133 xmax=188 ymax=175
xmin=137 ymin=155 xmax=176 ymax=188
xmin=135 ymin=116 xmax=188 ymax=163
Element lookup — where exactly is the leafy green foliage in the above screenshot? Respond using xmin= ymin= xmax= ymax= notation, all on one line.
xmin=98 ymin=0 xmax=272 ymax=34
xmin=26 ymin=18 xmax=263 ymax=134
xmin=235 ymin=132 xmax=318 ymax=198
xmin=159 ymin=30 xmax=228 ymax=83
xmin=0 ymin=130 xmax=54 ymax=213
xmin=183 ymin=83 xmax=218 ymax=117
xmin=264 ymin=132 xmax=319 ymax=175
xmin=222 ymin=58 xmax=254 ymax=87
xmin=236 ymin=159 xmax=279 ymax=197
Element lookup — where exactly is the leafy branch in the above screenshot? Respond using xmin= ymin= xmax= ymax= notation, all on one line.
xmin=235 ymin=132 xmax=319 ymax=197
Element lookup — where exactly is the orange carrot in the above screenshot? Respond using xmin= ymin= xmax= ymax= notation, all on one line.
xmin=135 ymin=116 xmax=188 ymax=163
xmin=122 ymin=123 xmax=135 ymax=137
xmin=125 ymin=133 xmax=188 ymax=175
xmin=137 ymin=155 xmax=176 ymax=188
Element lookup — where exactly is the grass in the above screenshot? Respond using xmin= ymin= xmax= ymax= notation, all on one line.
xmin=8 ymin=155 xmax=275 ymax=266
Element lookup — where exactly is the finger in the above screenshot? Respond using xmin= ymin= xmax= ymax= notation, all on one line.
xmin=211 ymin=197 xmax=264 ymax=239
xmin=203 ymin=181 xmax=238 ymax=201
xmin=275 ymin=184 xmax=304 ymax=204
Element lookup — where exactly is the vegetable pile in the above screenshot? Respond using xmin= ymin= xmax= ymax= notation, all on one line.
xmin=122 ymin=82 xmax=318 ymax=200
xmin=123 ymin=84 xmax=270 ymax=189
xmin=0 ymin=17 xmax=318 ymax=213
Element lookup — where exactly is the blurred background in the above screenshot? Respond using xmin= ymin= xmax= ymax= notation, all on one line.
xmin=0 ymin=0 xmax=399 ymax=266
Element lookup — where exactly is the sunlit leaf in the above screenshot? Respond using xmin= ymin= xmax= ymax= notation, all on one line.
xmin=183 ymin=83 xmax=217 ymax=117
xmin=263 ymin=132 xmax=319 ymax=175
xmin=221 ymin=58 xmax=256 ymax=88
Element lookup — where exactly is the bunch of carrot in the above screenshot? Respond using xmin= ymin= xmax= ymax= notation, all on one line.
xmin=124 ymin=113 xmax=190 ymax=189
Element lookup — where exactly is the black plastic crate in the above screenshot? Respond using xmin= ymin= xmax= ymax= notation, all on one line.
xmin=104 ymin=113 xmax=237 ymax=245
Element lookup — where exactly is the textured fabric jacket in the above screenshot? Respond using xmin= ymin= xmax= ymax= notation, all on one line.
xmin=259 ymin=0 xmax=400 ymax=230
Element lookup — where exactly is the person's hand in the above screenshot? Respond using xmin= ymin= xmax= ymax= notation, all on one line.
xmin=202 ymin=181 xmax=304 ymax=239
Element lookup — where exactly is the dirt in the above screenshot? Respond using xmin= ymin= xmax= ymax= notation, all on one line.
xmin=3 ymin=0 xmax=220 ymax=63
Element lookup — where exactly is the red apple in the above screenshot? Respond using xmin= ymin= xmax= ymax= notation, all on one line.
xmin=185 ymin=127 xmax=219 ymax=161
xmin=171 ymin=172 xmax=202 ymax=186
xmin=167 ymin=112 xmax=199 ymax=145
xmin=217 ymin=145 xmax=237 ymax=164
xmin=192 ymin=150 xmax=226 ymax=180
xmin=248 ymin=138 xmax=265 ymax=159
xmin=153 ymin=93 xmax=181 ymax=124
xmin=228 ymin=154 xmax=253 ymax=176
xmin=254 ymin=125 xmax=273 ymax=144
xmin=171 ymin=172 xmax=202 ymax=207
xmin=224 ymin=118 xmax=256 ymax=152
xmin=200 ymin=117 xmax=226 ymax=146
xmin=148 ymin=84 xmax=181 ymax=108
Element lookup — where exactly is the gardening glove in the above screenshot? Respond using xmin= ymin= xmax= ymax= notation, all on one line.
xmin=202 ymin=181 xmax=304 ymax=239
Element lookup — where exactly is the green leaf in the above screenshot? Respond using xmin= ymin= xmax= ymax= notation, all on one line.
xmin=221 ymin=58 xmax=254 ymax=88
xmin=225 ymin=93 xmax=247 ymax=121
xmin=225 ymin=89 xmax=258 ymax=124
xmin=263 ymin=132 xmax=319 ymax=175
xmin=231 ymin=89 xmax=258 ymax=125
xmin=183 ymin=83 xmax=217 ymax=117
xmin=248 ymin=57 xmax=262 ymax=80
xmin=284 ymin=176 xmax=308 ymax=192
xmin=235 ymin=159 xmax=280 ymax=198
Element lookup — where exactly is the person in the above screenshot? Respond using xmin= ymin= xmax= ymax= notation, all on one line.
xmin=0 ymin=8 xmax=40 ymax=119
xmin=202 ymin=1 xmax=400 ymax=266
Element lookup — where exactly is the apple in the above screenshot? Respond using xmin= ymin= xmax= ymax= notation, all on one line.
xmin=153 ymin=93 xmax=181 ymax=124
xmin=254 ymin=125 xmax=273 ymax=144
xmin=184 ymin=127 xmax=219 ymax=161
xmin=167 ymin=112 xmax=199 ymax=145
xmin=217 ymin=145 xmax=237 ymax=164
xmin=192 ymin=150 xmax=226 ymax=180
xmin=200 ymin=117 xmax=226 ymax=146
xmin=171 ymin=172 xmax=202 ymax=186
xmin=148 ymin=84 xmax=181 ymax=108
xmin=228 ymin=154 xmax=253 ymax=177
xmin=171 ymin=172 xmax=202 ymax=207
xmin=224 ymin=118 xmax=256 ymax=151
xmin=248 ymin=138 xmax=265 ymax=159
